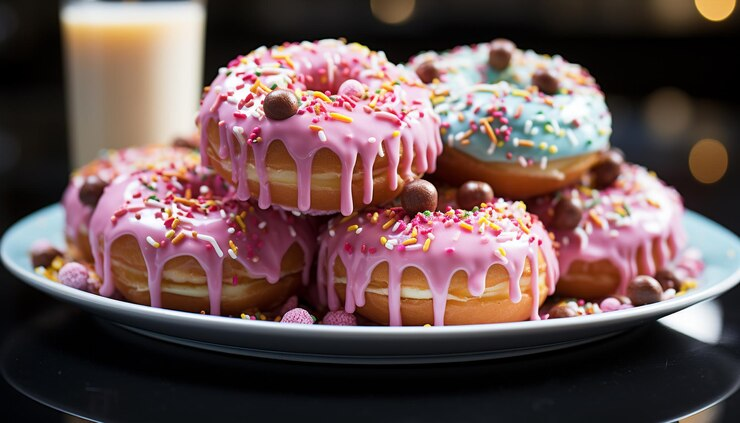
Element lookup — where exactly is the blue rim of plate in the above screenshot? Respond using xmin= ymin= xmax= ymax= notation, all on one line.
xmin=1 ymin=203 xmax=739 ymax=339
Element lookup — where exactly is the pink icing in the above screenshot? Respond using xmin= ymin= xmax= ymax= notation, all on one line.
xmin=529 ymin=163 xmax=686 ymax=295
xmin=196 ymin=39 xmax=442 ymax=216
xmin=317 ymin=200 xmax=559 ymax=326
xmin=62 ymin=181 xmax=92 ymax=243
xmin=62 ymin=146 xmax=198 ymax=246
xmin=87 ymin=162 xmax=317 ymax=316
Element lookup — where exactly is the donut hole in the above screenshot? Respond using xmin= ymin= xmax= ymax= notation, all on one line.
xmin=103 ymin=234 xmax=305 ymax=315
xmin=300 ymin=63 xmax=361 ymax=95
xmin=295 ymin=47 xmax=388 ymax=95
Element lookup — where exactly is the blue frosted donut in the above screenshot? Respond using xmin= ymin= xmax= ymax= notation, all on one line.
xmin=409 ymin=40 xmax=612 ymax=198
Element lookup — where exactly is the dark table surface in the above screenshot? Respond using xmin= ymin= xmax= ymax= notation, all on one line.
xmin=1 ymin=260 xmax=739 ymax=422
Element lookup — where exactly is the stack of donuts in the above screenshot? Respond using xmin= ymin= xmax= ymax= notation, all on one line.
xmin=36 ymin=39 xmax=700 ymax=326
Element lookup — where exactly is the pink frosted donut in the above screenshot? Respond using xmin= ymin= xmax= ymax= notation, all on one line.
xmin=62 ymin=146 xmax=198 ymax=262
xmin=318 ymin=201 xmax=559 ymax=326
xmin=528 ymin=163 xmax=686 ymax=299
xmin=197 ymin=39 xmax=442 ymax=216
xmin=88 ymin=161 xmax=317 ymax=316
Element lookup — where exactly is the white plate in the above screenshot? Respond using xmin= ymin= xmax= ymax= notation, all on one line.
xmin=2 ymin=204 xmax=739 ymax=364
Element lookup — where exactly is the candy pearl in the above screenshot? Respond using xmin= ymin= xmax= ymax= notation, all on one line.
xmin=79 ymin=176 xmax=108 ymax=207
xmin=338 ymin=79 xmax=364 ymax=99
xmin=263 ymin=89 xmax=299 ymax=120
xmin=626 ymin=275 xmax=663 ymax=306
xmin=415 ymin=61 xmax=439 ymax=84
xmin=280 ymin=307 xmax=314 ymax=324
xmin=532 ymin=69 xmax=559 ymax=95
xmin=548 ymin=304 xmax=577 ymax=319
xmin=551 ymin=197 xmax=583 ymax=230
xmin=58 ymin=262 xmax=89 ymax=291
xmin=30 ymin=240 xmax=62 ymax=268
xmin=654 ymin=269 xmax=683 ymax=292
xmin=599 ymin=297 xmax=622 ymax=312
xmin=400 ymin=179 xmax=438 ymax=216
xmin=456 ymin=181 xmax=494 ymax=210
xmin=591 ymin=149 xmax=624 ymax=189
xmin=322 ymin=310 xmax=357 ymax=326
xmin=488 ymin=38 xmax=516 ymax=70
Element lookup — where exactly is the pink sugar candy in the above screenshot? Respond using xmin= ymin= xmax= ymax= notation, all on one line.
xmin=322 ymin=310 xmax=357 ymax=326
xmin=58 ymin=262 xmax=89 ymax=291
xmin=338 ymin=79 xmax=364 ymax=99
xmin=281 ymin=307 xmax=314 ymax=324
xmin=599 ymin=297 xmax=622 ymax=312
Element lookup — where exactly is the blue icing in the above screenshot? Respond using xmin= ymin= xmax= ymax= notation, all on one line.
xmin=411 ymin=43 xmax=612 ymax=164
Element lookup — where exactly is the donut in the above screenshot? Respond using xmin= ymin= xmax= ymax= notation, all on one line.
xmin=408 ymin=39 xmax=612 ymax=198
xmin=197 ymin=39 xmax=442 ymax=216
xmin=62 ymin=145 xmax=198 ymax=262
xmin=87 ymin=161 xmax=317 ymax=316
xmin=317 ymin=199 xmax=559 ymax=326
xmin=528 ymin=162 xmax=686 ymax=299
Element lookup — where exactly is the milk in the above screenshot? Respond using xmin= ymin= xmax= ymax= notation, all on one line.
xmin=61 ymin=1 xmax=206 ymax=168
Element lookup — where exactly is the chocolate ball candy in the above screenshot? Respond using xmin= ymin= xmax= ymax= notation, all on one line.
xmin=401 ymin=179 xmax=438 ymax=216
xmin=263 ymin=89 xmax=299 ymax=120
xmin=532 ymin=69 xmax=559 ymax=95
xmin=79 ymin=176 xmax=108 ymax=207
xmin=654 ymin=269 xmax=683 ymax=291
xmin=591 ymin=149 xmax=624 ymax=189
xmin=626 ymin=275 xmax=664 ymax=306
xmin=30 ymin=241 xmax=62 ymax=268
xmin=457 ymin=181 xmax=494 ymax=210
xmin=415 ymin=61 xmax=439 ymax=84
xmin=549 ymin=304 xmax=578 ymax=319
xmin=551 ymin=197 xmax=583 ymax=230
xmin=488 ymin=38 xmax=516 ymax=70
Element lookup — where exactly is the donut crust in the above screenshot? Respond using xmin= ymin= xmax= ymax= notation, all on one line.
xmin=205 ymin=120 xmax=420 ymax=213
xmin=330 ymin=249 xmax=550 ymax=325
xmin=67 ymin=230 xmax=92 ymax=264
xmin=556 ymin=235 xmax=679 ymax=299
xmin=435 ymin=147 xmax=602 ymax=199
xmin=102 ymin=234 xmax=306 ymax=315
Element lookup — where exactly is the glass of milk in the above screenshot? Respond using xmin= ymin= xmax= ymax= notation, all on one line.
xmin=60 ymin=0 xmax=206 ymax=168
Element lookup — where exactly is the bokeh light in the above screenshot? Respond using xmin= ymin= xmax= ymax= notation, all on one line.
xmin=643 ymin=87 xmax=694 ymax=142
xmin=689 ymin=139 xmax=728 ymax=184
xmin=651 ymin=0 xmax=697 ymax=30
xmin=370 ymin=0 xmax=415 ymax=25
xmin=695 ymin=0 xmax=736 ymax=21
